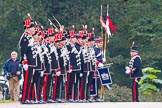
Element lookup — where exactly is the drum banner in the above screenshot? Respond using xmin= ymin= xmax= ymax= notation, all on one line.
xmin=97 ymin=67 xmax=112 ymax=85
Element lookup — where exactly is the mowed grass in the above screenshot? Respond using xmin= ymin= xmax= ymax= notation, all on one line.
xmin=0 ymin=100 xmax=16 ymax=103
xmin=105 ymin=84 xmax=162 ymax=102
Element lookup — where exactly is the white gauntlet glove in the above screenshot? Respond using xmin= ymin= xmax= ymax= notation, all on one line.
xmin=98 ymin=63 xmax=104 ymax=68
xmin=22 ymin=60 xmax=28 ymax=71
xmin=56 ymin=68 xmax=61 ymax=76
xmin=80 ymin=73 xmax=83 ymax=77
xmin=40 ymin=71 xmax=44 ymax=77
xmin=135 ymin=77 xmax=138 ymax=83
xmin=125 ymin=66 xmax=133 ymax=74
xmin=56 ymin=72 xmax=61 ymax=76
xmin=103 ymin=57 xmax=106 ymax=63
xmin=67 ymin=66 xmax=73 ymax=73
xmin=96 ymin=61 xmax=104 ymax=68
xmin=23 ymin=64 xmax=28 ymax=71
xmin=125 ymin=66 xmax=130 ymax=74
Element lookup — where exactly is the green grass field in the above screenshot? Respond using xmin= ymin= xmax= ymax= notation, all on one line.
xmin=0 ymin=100 xmax=15 ymax=103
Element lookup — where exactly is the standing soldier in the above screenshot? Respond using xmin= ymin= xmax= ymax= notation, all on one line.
xmin=93 ymin=36 xmax=104 ymax=101
xmin=45 ymin=26 xmax=60 ymax=103
xmin=86 ymin=29 xmax=96 ymax=102
xmin=66 ymin=27 xmax=82 ymax=102
xmin=31 ymin=24 xmax=46 ymax=104
xmin=79 ymin=29 xmax=91 ymax=102
xmin=54 ymin=32 xmax=69 ymax=102
xmin=74 ymin=33 xmax=84 ymax=102
xmin=18 ymin=14 xmax=36 ymax=104
xmin=125 ymin=44 xmax=143 ymax=102
xmin=36 ymin=28 xmax=48 ymax=104
xmin=52 ymin=33 xmax=60 ymax=102
xmin=41 ymin=29 xmax=53 ymax=103
xmin=29 ymin=25 xmax=42 ymax=103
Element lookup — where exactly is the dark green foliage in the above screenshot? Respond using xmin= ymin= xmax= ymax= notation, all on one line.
xmin=139 ymin=67 xmax=162 ymax=95
xmin=0 ymin=0 xmax=162 ymax=88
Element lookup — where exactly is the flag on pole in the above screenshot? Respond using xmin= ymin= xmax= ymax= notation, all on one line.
xmin=100 ymin=5 xmax=117 ymax=36
xmin=100 ymin=16 xmax=106 ymax=28
xmin=106 ymin=16 xmax=117 ymax=33
xmin=105 ymin=15 xmax=112 ymax=40
xmin=100 ymin=4 xmax=117 ymax=42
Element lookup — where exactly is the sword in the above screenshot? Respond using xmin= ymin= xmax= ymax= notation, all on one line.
xmin=48 ymin=19 xmax=59 ymax=32
xmin=52 ymin=16 xmax=61 ymax=27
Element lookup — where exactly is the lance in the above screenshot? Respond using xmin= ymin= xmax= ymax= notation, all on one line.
xmin=100 ymin=4 xmax=104 ymax=101
xmin=100 ymin=4 xmax=110 ymax=101
xmin=100 ymin=4 xmax=103 ymax=38
xmin=106 ymin=4 xmax=111 ymax=43
xmin=102 ymin=5 xmax=107 ymax=63
xmin=100 ymin=4 xmax=106 ymax=63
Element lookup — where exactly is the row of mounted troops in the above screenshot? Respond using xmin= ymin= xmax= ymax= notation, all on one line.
xmin=18 ymin=15 xmax=108 ymax=104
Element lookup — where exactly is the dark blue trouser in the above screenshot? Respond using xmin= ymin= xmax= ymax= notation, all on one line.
xmin=131 ymin=78 xmax=140 ymax=102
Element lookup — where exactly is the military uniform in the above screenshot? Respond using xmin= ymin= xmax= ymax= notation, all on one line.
xmin=93 ymin=37 xmax=104 ymax=101
xmin=66 ymin=36 xmax=81 ymax=101
xmin=18 ymin=19 xmax=36 ymax=104
xmin=53 ymin=33 xmax=69 ymax=102
xmin=72 ymin=33 xmax=86 ymax=101
xmin=127 ymin=45 xmax=143 ymax=102
xmin=42 ymin=39 xmax=53 ymax=102
xmin=79 ymin=45 xmax=91 ymax=101
xmin=36 ymin=40 xmax=46 ymax=103
xmin=85 ymin=33 xmax=96 ymax=101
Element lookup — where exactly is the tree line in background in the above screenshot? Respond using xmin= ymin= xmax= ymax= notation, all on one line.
xmin=0 ymin=0 xmax=162 ymax=87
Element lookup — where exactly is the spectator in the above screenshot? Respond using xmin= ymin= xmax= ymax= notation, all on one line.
xmin=3 ymin=51 xmax=22 ymax=101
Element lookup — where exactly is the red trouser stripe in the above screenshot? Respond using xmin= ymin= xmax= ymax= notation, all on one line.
xmin=21 ymin=69 xmax=29 ymax=102
xmin=43 ymin=75 xmax=48 ymax=101
xmin=79 ymin=80 xmax=84 ymax=100
xmin=133 ymin=81 xmax=137 ymax=102
xmin=53 ymin=76 xmax=58 ymax=100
